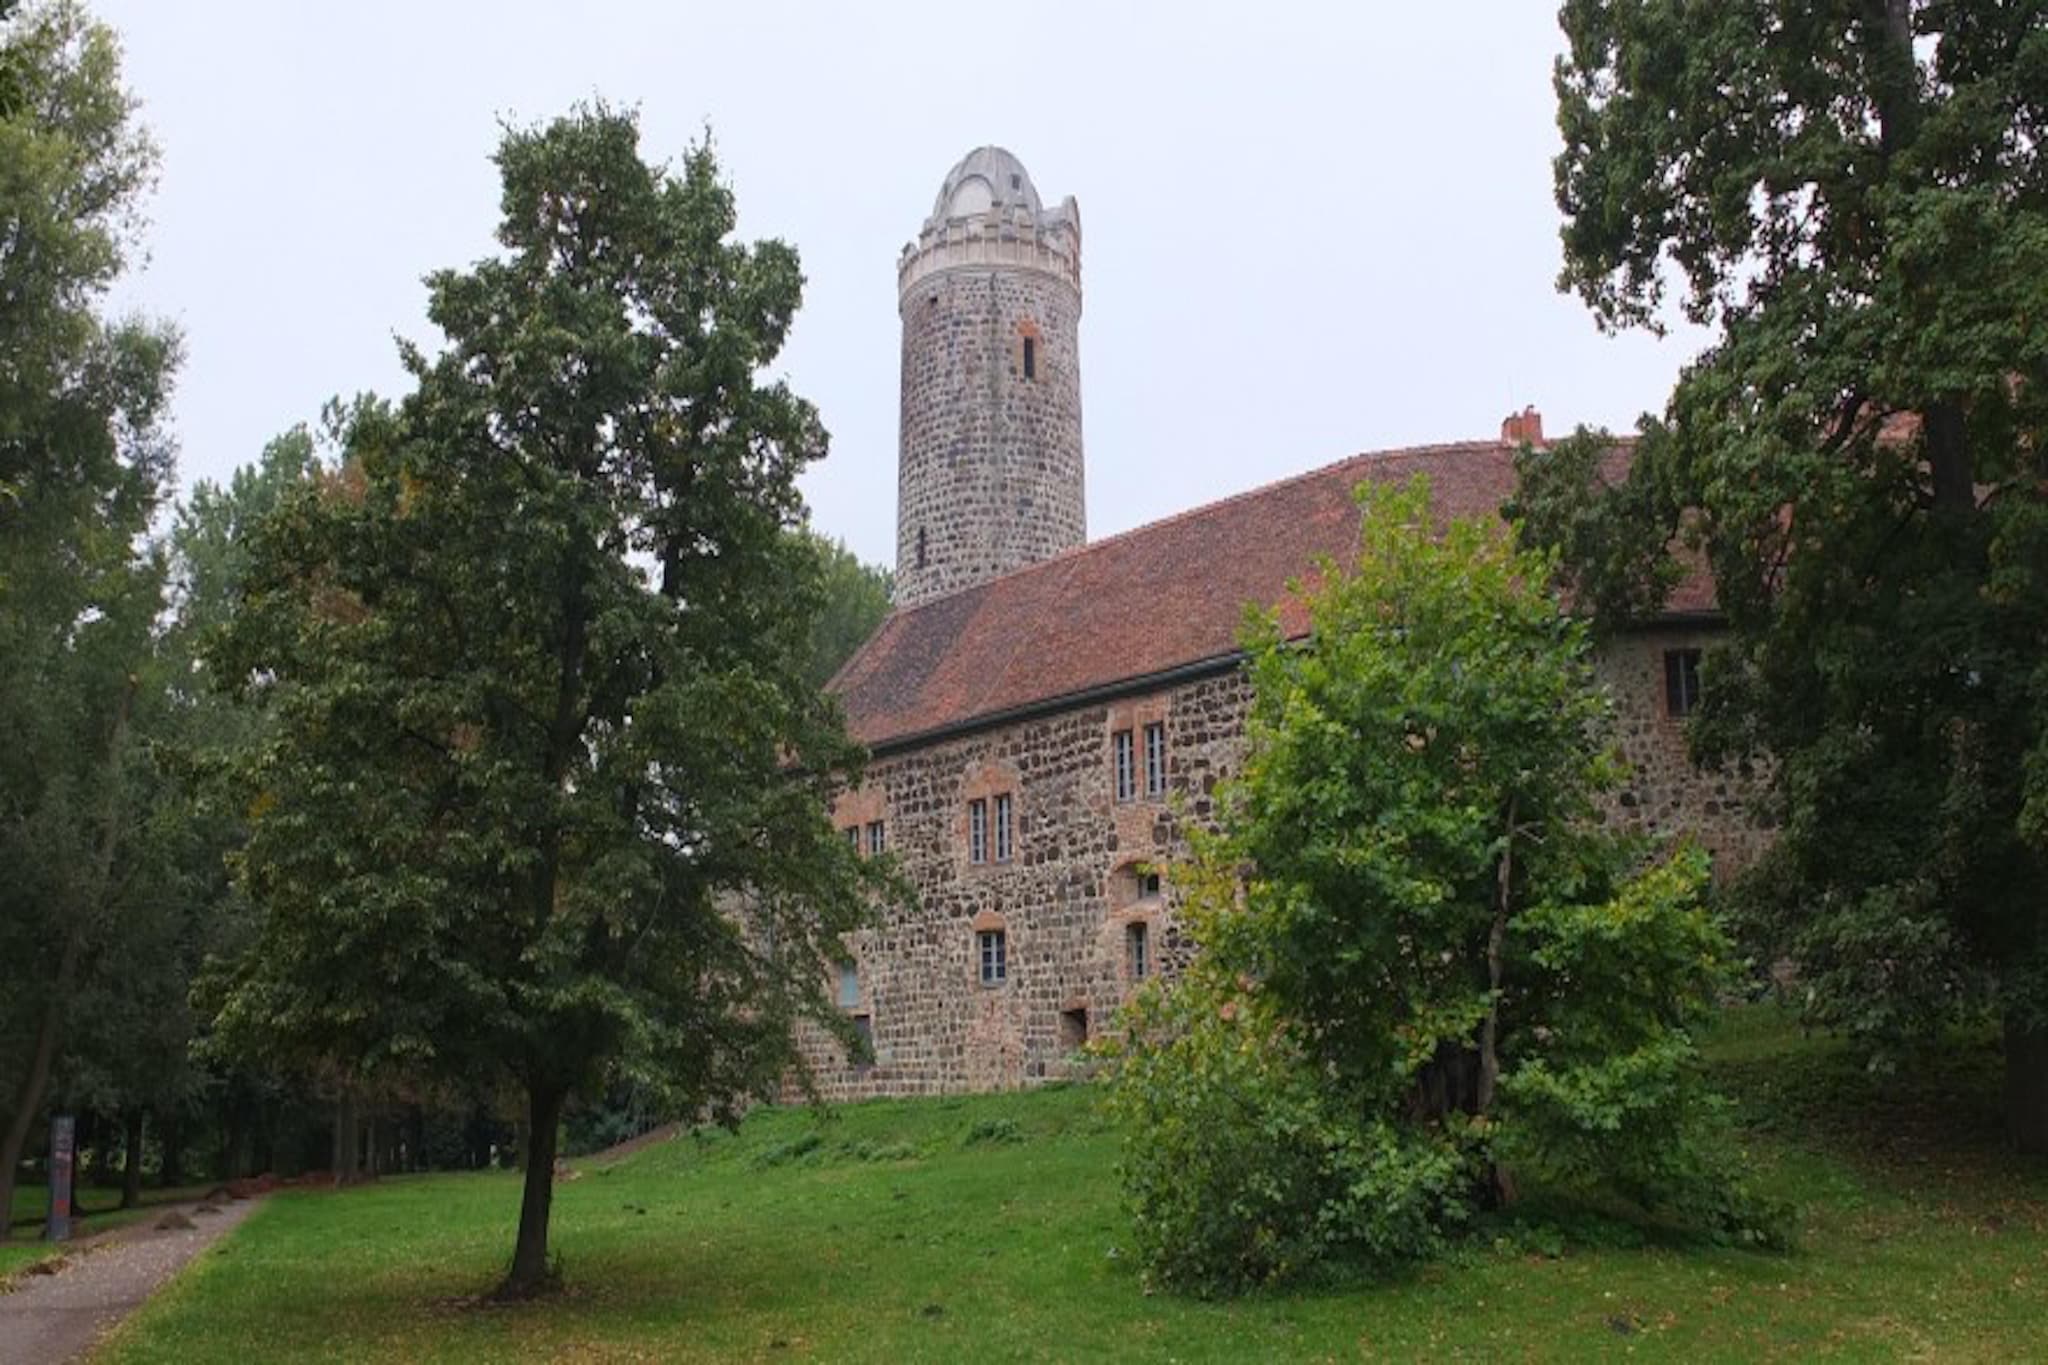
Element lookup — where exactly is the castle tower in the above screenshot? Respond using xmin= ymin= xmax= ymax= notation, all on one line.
xmin=895 ymin=147 xmax=1084 ymax=607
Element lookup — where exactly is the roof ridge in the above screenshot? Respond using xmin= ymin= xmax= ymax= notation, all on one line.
xmin=878 ymin=438 xmax=1514 ymax=628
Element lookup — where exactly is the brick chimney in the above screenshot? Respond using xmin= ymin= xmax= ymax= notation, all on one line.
xmin=1500 ymin=406 xmax=1544 ymax=447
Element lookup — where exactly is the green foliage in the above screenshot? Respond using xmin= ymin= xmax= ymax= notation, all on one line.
xmin=1531 ymin=1 xmax=2048 ymax=1145
xmin=1104 ymin=967 xmax=1473 ymax=1294
xmin=1106 ymin=477 xmax=1776 ymax=1293
xmin=802 ymin=532 xmax=891 ymax=688
xmin=0 ymin=0 xmax=182 ymax=1234
xmin=206 ymin=107 xmax=897 ymax=1287
xmin=959 ymin=1116 xmax=1022 ymax=1148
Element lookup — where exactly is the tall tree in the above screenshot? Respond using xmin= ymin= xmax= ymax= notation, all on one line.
xmin=802 ymin=532 xmax=891 ymax=689
xmin=1521 ymin=1 xmax=2048 ymax=1149
xmin=212 ymin=109 xmax=888 ymax=1296
xmin=0 ymin=0 xmax=178 ymax=1234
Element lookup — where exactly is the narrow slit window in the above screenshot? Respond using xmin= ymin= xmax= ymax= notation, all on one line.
xmin=851 ymin=1014 xmax=873 ymax=1072
xmin=1022 ymin=336 xmax=1037 ymax=380
xmin=979 ymin=929 xmax=1007 ymax=984
xmin=994 ymin=793 xmax=1013 ymax=862
xmin=969 ymin=798 xmax=988 ymax=864
xmin=1143 ymin=722 xmax=1167 ymax=797
xmin=1127 ymin=921 xmax=1150 ymax=979
xmin=1664 ymin=648 xmax=1703 ymax=718
xmin=1113 ymin=729 xmax=1135 ymax=803
xmin=916 ymin=526 xmax=928 ymax=570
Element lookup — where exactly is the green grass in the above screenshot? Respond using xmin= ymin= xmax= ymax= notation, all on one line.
xmin=100 ymin=1007 xmax=2048 ymax=1362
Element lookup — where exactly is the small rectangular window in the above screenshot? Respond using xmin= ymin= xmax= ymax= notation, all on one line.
xmin=1113 ymin=729 xmax=1135 ymax=803
xmin=845 ymin=826 xmax=861 ymax=852
xmin=1664 ymin=648 xmax=1703 ymax=718
xmin=851 ymin=1014 xmax=873 ymax=1072
xmin=979 ymin=929 xmax=1006 ymax=984
xmin=1143 ymin=722 xmax=1167 ymax=797
xmin=836 ymin=961 xmax=860 ymax=1009
xmin=866 ymin=820 xmax=885 ymax=856
xmin=1022 ymin=336 xmax=1037 ymax=380
xmin=1127 ymin=921 xmax=1150 ymax=979
xmin=994 ymin=793 xmax=1013 ymax=862
xmin=969 ymin=798 xmax=988 ymax=864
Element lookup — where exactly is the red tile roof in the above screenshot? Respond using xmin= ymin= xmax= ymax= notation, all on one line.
xmin=831 ymin=437 xmax=1708 ymax=751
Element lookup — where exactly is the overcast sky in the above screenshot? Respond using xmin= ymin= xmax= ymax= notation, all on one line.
xmin=97 ymin=1 xmax=1706 ymax=569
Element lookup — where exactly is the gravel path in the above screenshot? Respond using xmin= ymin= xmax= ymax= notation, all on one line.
xmin=0 ymin=1196 xmax=263 ymax=1363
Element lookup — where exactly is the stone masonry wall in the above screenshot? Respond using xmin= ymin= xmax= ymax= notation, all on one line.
xmin=894 ymin=260 xmax=1085 ymax=607
xmin=801 ymin=631 xmax=1769 ymax=1099
xmin=1593 ymin=623 xmax=1775 ymax=875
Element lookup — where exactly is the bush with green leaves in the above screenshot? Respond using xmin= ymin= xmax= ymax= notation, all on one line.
xmin=1104 ymin=476 xmax=1784 ymax=1295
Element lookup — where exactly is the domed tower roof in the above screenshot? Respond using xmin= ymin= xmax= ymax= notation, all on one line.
xmin=928 ymin=145 xmax=1044 ymax=225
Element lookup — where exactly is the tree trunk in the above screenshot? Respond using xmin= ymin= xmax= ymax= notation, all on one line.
xmin=160 ymin=1112 xmax=183 ymax=1188
xmin=332 ymin=1093 xmax=359 ymax=1185
xmin=1476 ymin=799 xmax=1515 ymax=1117
xmin=495 ymin=1083 xmax=565 ymax=1300
xmin=1476 ymin=800 xmax=1518 ymax=1208
xmin=0 ymin=678 xmax=137 ymax=1240
xmin=121 ymin=1110 xmax=145 ymax=1210
xmin=2006 ymin=1011 xmax=2048 ymax=1157
xmin=222 ymin=1099 xmax=247 ymax=1181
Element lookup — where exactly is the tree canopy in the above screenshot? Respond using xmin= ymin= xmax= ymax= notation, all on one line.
xmin=1107 ymin=478 xmax=1774 ymax=1294
xmin=210 ymin=108 xmax=890 ymax=1295
xmin=1519 ymin=1 xmax=2048 ymax=1149
xmin=0 ymin=0 xmax=180 ymax=1236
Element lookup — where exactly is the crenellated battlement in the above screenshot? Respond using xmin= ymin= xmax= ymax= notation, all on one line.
xmin=898 ymin=200 xmax=1082 ymax=301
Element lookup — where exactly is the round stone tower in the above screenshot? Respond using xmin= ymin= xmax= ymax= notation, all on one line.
xmin=895 ymin=146 xmax=1084 ymax=607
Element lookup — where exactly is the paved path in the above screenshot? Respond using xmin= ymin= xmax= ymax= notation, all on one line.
xmin=0 ymin=1196 xmax=263 ymax=1363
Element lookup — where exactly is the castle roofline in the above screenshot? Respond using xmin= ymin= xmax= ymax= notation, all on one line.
xmin=834 ymin=432 xmax=1701 ymax=753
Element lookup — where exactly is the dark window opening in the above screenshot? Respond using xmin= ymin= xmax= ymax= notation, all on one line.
xmin=1138 ymin=870 xmax=1161 ymax=899
xmin=916 ymin=526 xmax=928 ymax=570
xmin=1010 ymin=173 xmax=1022 ymax=191
xmin=1664 ymin=648 xmax=1703 ymax=718
xmin=979 ymin=929 xmax=1007 ymax=984
xmin=1127 ymin=922 xmax=1150 ymax=979
xmin=1059 ymin=1007 xmax=1089 ymax=1050
xmin=851 ymin=1013 xmax=873 ymax=1072
xmin=1022 ymin=336 xmax=1037 ymax=380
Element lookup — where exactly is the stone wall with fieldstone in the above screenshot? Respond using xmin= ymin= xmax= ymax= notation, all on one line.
xmin=893 ymin=174 xmax=1085 ymax=607
xmin=797 ymin=628 xmax=1769 ymax=1099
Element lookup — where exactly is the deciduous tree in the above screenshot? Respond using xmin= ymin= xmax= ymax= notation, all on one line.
xmin=0 ymin=0 xmax=178 ymax=1236
xmin=1108 ymin=478 xmax=1772 ymax=1294
xmin=212 ymin=109 xmax=888 ymax=1296
xmin=1521 ymin=0 xmax=2048 ymax=1150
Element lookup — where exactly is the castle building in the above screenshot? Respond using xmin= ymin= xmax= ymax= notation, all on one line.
xmin=800 ymin=149 xmax=1763 ymax=1097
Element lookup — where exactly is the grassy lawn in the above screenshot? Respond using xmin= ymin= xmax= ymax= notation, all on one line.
xmin=98 ymin=1007 xmax=2047 ymax=1362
